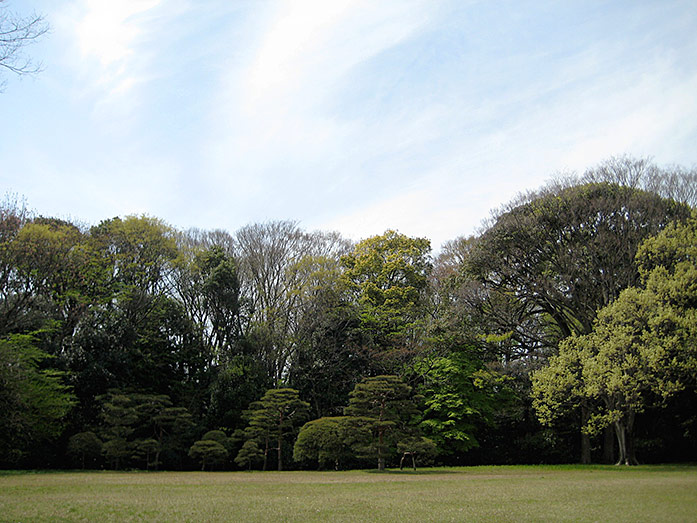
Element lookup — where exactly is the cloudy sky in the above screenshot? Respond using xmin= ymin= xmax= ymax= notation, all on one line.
xmin=2 ymin=0 xmax=696 ymax=250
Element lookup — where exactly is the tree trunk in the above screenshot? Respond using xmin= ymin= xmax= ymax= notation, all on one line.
xmin=263 ymin=437 xmax=269 ymax=471
xmin=377 ymin=429 xmax=385 ymax=471
xmin=614 ymin=420 xmax=629 ymax=465
xmin=602 ymin=426 xmax=615 ymax=464
xmin=277 ymin=437 xmax=283 ymax=471
xmin=614 ymin=411 xmax=639 ymax=465
xmin=278 ymin=413 xmax=284 ymax=471
xmin=581 ymin=404 xmax=592 ymax=464
xmin=626 ymin=410 xmax=639 ymax=466
xmin=155 ymin=428 xmax=163 ymax=471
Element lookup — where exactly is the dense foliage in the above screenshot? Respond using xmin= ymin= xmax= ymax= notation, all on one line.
xmin=1 ymin=157 xmax=695 ymax=469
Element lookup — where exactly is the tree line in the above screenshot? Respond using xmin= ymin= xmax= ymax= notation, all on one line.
xmin=1 ymin=156 xmax=696 ymax=470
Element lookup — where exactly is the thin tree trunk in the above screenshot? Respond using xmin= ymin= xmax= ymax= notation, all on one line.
xmin=377 ymin=429 xmax=385 ymax=471
xmin=277 ymin=434 xmax=283 ymax=471
xmin=614 ymin=420 xmax=628 ymax=465
xmin=278 ymin=412 xmax=284 ymax=471
xmin=581 ymin=404 xmax=592 ymax=464
xmin=614 ymin=411 xmax=639 ymax=466
xmin=626 ymin=410 xmax=639 ymax=466
xmin=263 ymin=437 xmax=269 ymax=471
xmin=603 ymin=426 xmax=615 ymax=464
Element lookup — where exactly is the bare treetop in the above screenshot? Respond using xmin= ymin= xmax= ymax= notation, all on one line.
xmin=0 ymin=1 xmax=48 ymax=89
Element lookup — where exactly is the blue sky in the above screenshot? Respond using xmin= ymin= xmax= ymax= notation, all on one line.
xmin=2 ymin=0 xmax=696 ymax=250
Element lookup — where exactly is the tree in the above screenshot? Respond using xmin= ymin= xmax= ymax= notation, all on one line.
xmin=97 ymin=391 xmax=194 ymax=470
xmin=67 ymin=431 xmax=102 ymax=469
xmin=466 ymin=183 xmax=689 ymax=351
xmin=287 ymin=254 xmax=367 ymax=419
xmin=533 ymin=212 xmax=697 ymax=465
xmin=188 ymin=439 xmax=228 ymax=471
xmin=235 ymin=221 xmax=350 ymax=385
xmin=415 ymin=351 xmax=510 ymax=456
xmin=234 ymin=440 xmax=264 ymax=470
xmin=465 ymin=182 xmax=690 ymax=463
xmin=171 ymin=239 xmax=242 ymax=364
xmin=293 ymin=416 xmax=372 ymax=470
xmin=581 ymin=156 xmax=697 ymax=208
xmin=340 ymin=230 xmax=432 ymax=372
xmin=0 ymin=334 xmax=74 ymax=465
xmin=0 ymin=1 xmax=48 ymax=90
xmin=344 ymin=375 xmax=421 ymax=471
xmin=397 ymin=436 xmax=437 ymax=470
xmin=240 ymin=388 xmax=309 ymax=471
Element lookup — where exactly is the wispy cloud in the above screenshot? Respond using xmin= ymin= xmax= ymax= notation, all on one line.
xmin=7 ymin=0 xmax=695 ymax=250
xmin=201 ymin=1 xmax=438 ymax=225
xmin=74 ymin=0 xmax=161 ymax=67
xmin=63 ymin=0 xmax=173 ymax=106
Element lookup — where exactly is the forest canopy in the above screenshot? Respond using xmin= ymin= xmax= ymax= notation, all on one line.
xmin=1 ymin=156 xmax=695 ymax=469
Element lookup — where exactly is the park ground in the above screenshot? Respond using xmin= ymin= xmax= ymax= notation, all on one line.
xmin=1 ymin=465 xmax=696 ymax=522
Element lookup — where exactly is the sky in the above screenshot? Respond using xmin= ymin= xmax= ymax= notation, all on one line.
xmin=2 ymin=0 xmax=696 ymax=250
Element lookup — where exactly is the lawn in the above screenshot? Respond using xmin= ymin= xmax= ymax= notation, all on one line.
xmin=1 ymin=465 xmax=696 ymax=522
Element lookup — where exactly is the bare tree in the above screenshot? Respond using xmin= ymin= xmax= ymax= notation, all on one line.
xmin=234 ymin=221 xmax=351 ymax=385
xmin=0 ymin=1 xmax=48 ymax=89
xmin=581 ymin=156 xmax=697 ymax=208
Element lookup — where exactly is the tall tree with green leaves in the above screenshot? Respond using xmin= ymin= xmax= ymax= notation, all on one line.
xmin=533 ymin=212 xmax=697 ymax=465
xmin=341 ymin=230 xmax=432 ymax=372
xmin=465 ymin=182 xmax=691 ymax=463
xmin=0 ymin=334 xmax=74 ymax=465
xmin=415 ymin=351 xmax=511 ymax=456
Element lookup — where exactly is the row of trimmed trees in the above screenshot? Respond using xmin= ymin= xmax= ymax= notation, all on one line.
xmin=189 ymin=376 xmax=434 ymax=472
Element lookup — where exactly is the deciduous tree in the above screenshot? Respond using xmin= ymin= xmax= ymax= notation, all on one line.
xmin=341 ymin=231 xmax=432 ymax=371
xmin=0 ymin=1 xmax=48 ymax=90
xmin=0 ymin=334 xmax=74 ymax=465
xmin=533 ymin=212 xmax=697 ymax=465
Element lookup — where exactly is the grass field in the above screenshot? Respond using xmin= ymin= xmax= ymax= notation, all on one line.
xmin=1 ymin=465 xmax=696 ymax=522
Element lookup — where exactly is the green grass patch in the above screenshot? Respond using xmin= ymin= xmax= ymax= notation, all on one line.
xmin=1 ymin=465 xmax=696 ymax=522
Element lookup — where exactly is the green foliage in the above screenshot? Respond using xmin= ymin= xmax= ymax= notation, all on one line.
xmin=1 ymin=163 xmax=695 ymax=470
xmin=240 ymin=388 xmax=310 ymax=471
xmin=234 ymin=440 xmax=264 ymax=470
xmin=67 ymin=431 xmax=103 ymax=469
xmin=341 ymin=230 xmax=432 ymax=370
xmin=97 ymin=391 xmax=194 ymax=469
xmin=344 ymin=375 xmax=421 ymax=470
xmin=466 ymin=182 xmax=690 ymax=357
xmin=533 ymin=213 xmax=697 ymax=465
xmin=0 ymin=334 xmax=74 ymax=465
xmin=293 ymin=416 xmax=373 ymax=469
xmin=90 ymin=215 xmax=177 ymax=294
xmin=397 ymin=436 xmax=438 ymax=469
xmin=416 ymin=351 xmax=510 ymax=454
xmin=188 ymin=439 xmax=228 ymax=471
